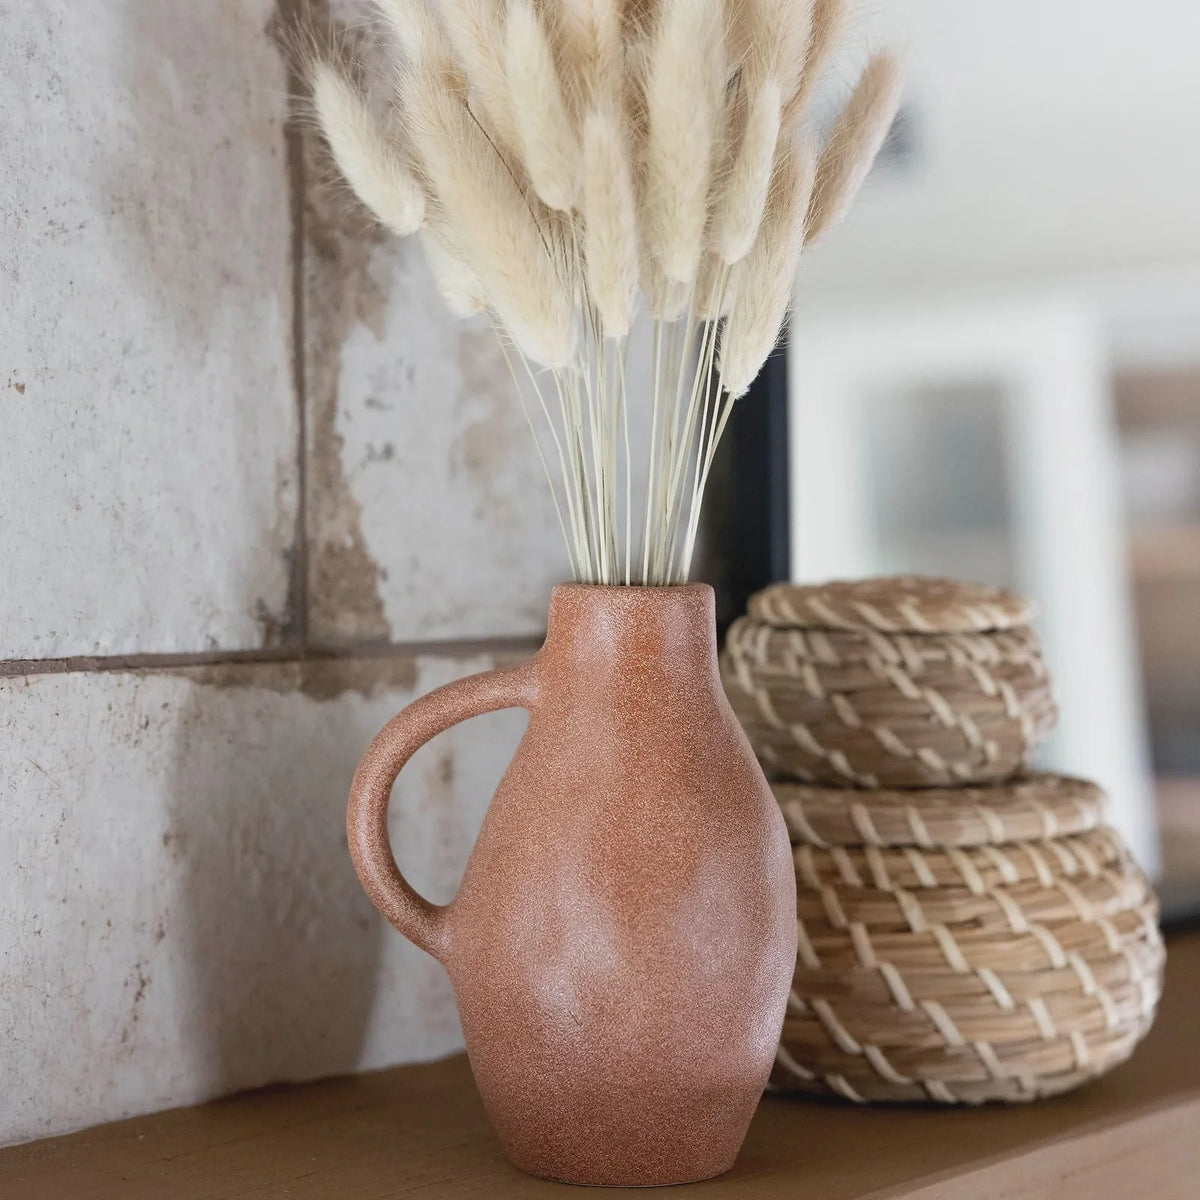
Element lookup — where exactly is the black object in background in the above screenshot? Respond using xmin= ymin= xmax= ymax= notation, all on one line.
xmin=702 ymin=339 xmax=791 ymax=639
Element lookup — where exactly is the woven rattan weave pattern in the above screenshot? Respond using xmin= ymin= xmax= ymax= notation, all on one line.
xmin=774 ymin=774 xmax=1109 ymax=849
xmin=748 ymin=576 xmax=1034 ymax=634
xmin=723 ymin=595 xmax=1055 ymax=787
xmin=770 ymin=776 xmax=1164 ymax=1104
xmin=792 ymin=827 xmax=1126 ymax=892
xmin=774 ymin=891 xmax=1162 ymax=1103
xmin=729 ymin=579 xmax=1164 ymax=1104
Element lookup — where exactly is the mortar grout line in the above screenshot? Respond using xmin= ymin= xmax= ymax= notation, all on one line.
xmin=0 ymin=636 xmax=544 ymax=680
xmin=281 ymin=4 xmax=310 ymax=649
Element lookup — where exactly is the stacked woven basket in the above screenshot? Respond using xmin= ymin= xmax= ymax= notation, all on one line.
xmin=723 ymin=577 xmax=1164 ymax=1104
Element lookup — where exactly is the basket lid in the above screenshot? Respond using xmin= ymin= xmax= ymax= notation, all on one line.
xmin=773 ymin=772 xmax=1109 ymax=849
xmin=748 ymin=576 xmax=1034 ymax=634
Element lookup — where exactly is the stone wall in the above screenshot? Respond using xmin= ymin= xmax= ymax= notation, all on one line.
xmin=0 ymin=0 xmax=561 ymax=1145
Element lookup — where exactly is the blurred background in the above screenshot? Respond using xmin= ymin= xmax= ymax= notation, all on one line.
xmin=787 ymin=0 xmax=1200 ymax=914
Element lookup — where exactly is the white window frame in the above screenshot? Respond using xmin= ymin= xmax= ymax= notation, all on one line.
xmin=788 ymin=293 xmax=1158 ymax=871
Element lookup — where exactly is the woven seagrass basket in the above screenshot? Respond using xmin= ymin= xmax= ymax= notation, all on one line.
xmin=770 ymin=773 xmax=1165 ymax=1104
xmin=722 ymin=577 xmax=1057 ymax=789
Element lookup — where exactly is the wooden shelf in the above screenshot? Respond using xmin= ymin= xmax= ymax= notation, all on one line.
xmin=4 ymin=932 xmax=1199 ymax=1200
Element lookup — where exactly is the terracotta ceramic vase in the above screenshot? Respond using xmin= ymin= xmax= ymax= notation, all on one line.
xmin=347 ymin=583 xmax=797 ymax=1187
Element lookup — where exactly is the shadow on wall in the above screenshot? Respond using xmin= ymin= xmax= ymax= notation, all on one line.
xmin=97 ymin=1 xmax=293 ymax=353
xmin=163 ymin=681 xmax=382 ymax=1095
xmin=94 ymin=1 xmax=301 ymax=645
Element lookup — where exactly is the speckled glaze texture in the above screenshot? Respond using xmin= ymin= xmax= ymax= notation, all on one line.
xmin=348 ymin=584 xmax=797 ymax=1187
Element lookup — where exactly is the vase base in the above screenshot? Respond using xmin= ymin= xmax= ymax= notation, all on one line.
xmin=508 ymin=1153 xmax=738 ymax=1189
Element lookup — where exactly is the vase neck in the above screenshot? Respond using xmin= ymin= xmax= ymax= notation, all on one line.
xmin=540 ymin=584 xmax=718 ymax=683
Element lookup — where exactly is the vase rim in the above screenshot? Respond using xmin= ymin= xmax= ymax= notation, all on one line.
xmin=544 ymin=583 xmax=717 ymax=649
xmin=549 ymin=581 xmax=713 ymax=595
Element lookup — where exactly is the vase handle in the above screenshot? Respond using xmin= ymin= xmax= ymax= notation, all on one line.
xmin=347 ymin=658 xmax=539 ymax=962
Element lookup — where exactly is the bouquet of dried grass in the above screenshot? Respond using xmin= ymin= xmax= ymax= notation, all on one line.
xmin=306 ymin=0 xmax=900 ymax=584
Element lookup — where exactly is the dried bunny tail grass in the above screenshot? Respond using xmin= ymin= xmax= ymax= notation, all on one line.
xmin=309 ymin=59 xmax=426 ymax=237
xmin=774 ymin=1 xmax=815 ymax=99
xmin=642 ymin=0 xmax=727 ymax=284
xmin=622 ymin=0 xmax=658 ymax=35
xmin=420 ymin=226 xmax=486 ymax=316
xmin=374 ymin=0 xmax=450 ymax=69
xmin=447 ymin=0 xmax=523 ymax=149
xmin=588 ymin=0 xmax=624 ymax=98
xmin=729 ymin=0 xmax=814 ymax=99
xmin=383 ymin=0 xmax=521 ymax=152
xmin=641 ymin=249 xmax=689 ymax=321
xmin=506 ymin=0 xmax=579 ymax=211
xmin=582 ymin=106 xmax=639 ymax=337
xmin=694 ymin=249 xmax=733 ymax=320
xmin=555 ymin=0 xmax=623 ymax=109
xmin=710 ymin=77 xmax=781 ymax=264
xmin=552 ymin=0 xmax=592 ymax=66
xmin=402 ymin=56 xmax=575 ymax=366
xmin=303 ymin=0 xmax=897 ymax=582
xmin=544 ymin=0 xmax=589 ymax=110
xmin=785 ymin=0 xmax=845 ymax=122
xmin=719 ymin=133 xmax=816 ymax=397
xmin=806 ymin=51 xmax=902 ymax=241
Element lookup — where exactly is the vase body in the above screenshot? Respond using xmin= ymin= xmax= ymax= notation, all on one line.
xmin=348 ymin=584 xmax=797 ymax=1187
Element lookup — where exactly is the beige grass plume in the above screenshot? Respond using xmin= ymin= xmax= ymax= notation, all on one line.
xmin=710 ymin=77 xmax=782 ymax=264
xmin=401 ymin=29 xmax=575 ymax=366
xmin=309 ymin=59 xmax=425 ymax=237
xmin=421 ymin=226 xmax=486 ymax=317
xmin=719 ymin=131 xmax=816 ymax=398
xmin=730 ymin=0 xmax=814 ymax=100
xmin=583 ymin=108 xmax=639 ymax=337
xmin=807 ymin=51 xmax=902 ymax=241
xmin=506 ymin=0 xmax=579 ymax=212
xmin=431 ymin=0 xmax=521 ymax=151
xmin=301 ymin=0 xmax=899 ymax=584
xmin=555 ymin=0 xmax=624 ymax=108
xmin=642 ymin=0 xmax=727 ymax=283
xmin=786 ymin=0 xmax=846 ymax=122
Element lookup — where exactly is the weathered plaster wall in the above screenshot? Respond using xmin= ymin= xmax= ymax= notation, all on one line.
xmin=0 ymin=658 xmax=527 ymax=1145
xmin=301 ymin=175 xmax=564 ymax=645
xmin=0 ymin=1 xmax=299 ymax=658
xmin=0 ymin=2 xmax=548 ymax=1146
